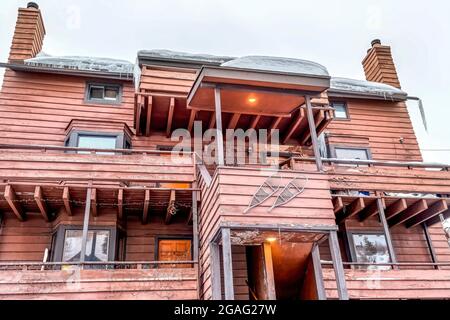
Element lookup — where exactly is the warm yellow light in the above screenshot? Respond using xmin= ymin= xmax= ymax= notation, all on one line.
xmin=266 ymin=237 xmax=277 ymax=243
xmin=248 ymin=98 xmax=257 ymax=103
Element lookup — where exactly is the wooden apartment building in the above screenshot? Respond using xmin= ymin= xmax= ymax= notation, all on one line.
xmin=0 ymin=3 xmax=449 ymax=300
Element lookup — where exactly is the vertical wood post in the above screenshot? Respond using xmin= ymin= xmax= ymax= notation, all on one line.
xmin=80 ymin=183 xmax=92 ymax=265
xmin=214 ymin=87 xmax=225 ymax=166
xmin=210 ymin=242 xmax=222 ymax=300
xmin=192 ymin=189 xmax=199 ymax=262
xmin=311 ymin=243 xmax=326 ymax=300
xmin=377 ymin=197 xmax=397 ymax=267
xmin=221 ymin=228 xmax=234 ymax=300
xmin=422 ymin=223 xmax=440 ymax=270
xmin=263 ymin=242 xmax=277 ymax=300
xmin=305 ymin=95 xmax=323 ymax=171
xmin=328 ymin=230 xmax=348 ymax=300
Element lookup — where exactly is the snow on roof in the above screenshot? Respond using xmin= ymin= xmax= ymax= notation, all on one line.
xmin=138 ymin=49 xmax=234 ymax=65
xmin=330 ymin=77 xmax=407 ymax=98
xmin=221 ymin=56 xmax=329 ymax=77
xmin=24 ymin=53 xmax=134 ymax=74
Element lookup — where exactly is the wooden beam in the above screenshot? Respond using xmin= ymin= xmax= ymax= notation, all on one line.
xmin=336 ymin=197 xmax=365 ymax=223
xmin=117 ymin=189 xmax=123 ymax=220
xmin=269 ymin=117 xmax=283 ymax=141
xmin=136 ymin=95 xmax=142 ymax=135
xmin=187 ymin=208 xmax=193 ymax=225
xmin=249 ymin=115 xmax=261 ymax=130
xmin=165 ymin=190 xmax=175 ymax=225
xmin=385 ymin=198 xmax=408 ymax=219
xmin=209 ymin=112 xmax=216 ymax=129
xmin=359 ymin=199 xmax=383 ymax=221
xmin=188 ymin=109 xmax=197 ymax=133
xmin=406 ymin=200 xmax=448 ymax=228
xmin=4 ymin=185 xmax=25 ymax=221
xmin=377 ymin=197 xmax=397 ymax=265
xmin=328 ymin=231 xmax=348 ymax=300
xmin=301 ymin=109 xmax=325 ymax=145
xmin=142 ymin=189 xmax=150 ymax=224
xmin=305 ymin=96 xmax=323 ymax=171
xmin=90 ymin=188 xmax=97 ymax=217
xmin=210 ymin=242 xmax=222 ymax=300
xmin=311 ymin=243 xmax=326 ymax=300
xmin=227 ymin=113 xmax=241 ymax=130
xmin=214 ymin=88 xmax=225 ymax=166
xmin=146 ymin=96 xmax=153 ymax=136
xmin=166 ymin=97 xmax=175 ymax=137
xmin=221 ymin=228 xmax=235 ymax=300
xmin=333 ymin=196 xmax=344 ymax=214
xmin=34 ymin=186 xmax=49 ymax=222
xmin=283 ymin=108 xmax=305 ymax=144
xmin=389 ymin=199 xmax=428 ymax=228
xmin=263 ymin=242 xmax=276 ymax=300
xmin=62 ymin=186 xmax=72 ymax=216
xmin=80 ymin=186 xmax=92 ymax=264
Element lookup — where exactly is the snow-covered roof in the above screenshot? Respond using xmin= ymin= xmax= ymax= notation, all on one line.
xmin=24 ymin=53 xmax=134 ymax=74
xmin=221 ymin=56 xmax=329 ymax=77
xmin=138 ymin=49 xmax=234 ymax=65
xmin=330 ymin=77 xmax=407 ymax=100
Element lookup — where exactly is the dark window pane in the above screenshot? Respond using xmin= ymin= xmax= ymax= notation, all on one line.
xmin=89 ymin=86 xmax=104 ymax=99
xmin=104 ymin=87 xmax=119 ymax=100
xmin=62 ymin=230 xmax=110 ymax=263
xmin=352 ymin=234 xmax=390 ymax=270
xmin=333 ymin=102 xmax=348 ymax=119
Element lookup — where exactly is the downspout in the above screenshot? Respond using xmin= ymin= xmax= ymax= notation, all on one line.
xmin=407 ymin=96 xmax=428 ymax=132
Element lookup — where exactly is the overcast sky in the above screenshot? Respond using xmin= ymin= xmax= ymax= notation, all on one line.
xmin=1 ymin=0 xmax=449 ymax=162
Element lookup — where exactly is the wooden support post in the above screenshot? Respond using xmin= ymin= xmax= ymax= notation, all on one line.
xmin=4 ymin=185 xmax=25 ymax=221
xmin=146 ymin=96 xmax=153 ymax=136
xmin=311 ymin=243 xmax=326 ymax=300
xmin=214 ymin=87 xmax=225 ymax=166
xmin=188 ymin=109 xmax=197 ymax=133
xmin=136 ymin=95 xmax=142 ymax=135
xmin=80 ymin=184 xmax=92 ymax=264
xmin=328 ymin=231 xmax=348 ymax=300
xmin=90 ymin=188 xmax=97 ymax=217
xmin=209 ymin=112 xmax=216 ymax=129
xmin=166 ymin=97 xmax=175 ymax=137
xmin=210 ymin=242 xmax=222 ymax=300
xmin=117 ymin=189 xmax=123 ymax=220
xmin=34 ymin=186 xmax=49 ymax=222
xmin=422 ymin=223 xmax=440 ymax=270
xmin=165 ymin=190 xmax=175 ymax=225
xmin=305 ymin=95 xmax=323 ymax=171
xmin=221 ymin=228 xmax=234 ymax=300
xmin=263 ymin=242 xmax=276 ymax=300
xmin=142 ymin=189 xmax=150 ymax=224
xmin=62 ymin=187 xmax=72 ymax=216
xmin=192 ymin=189 xmax=199 ymax=262
xmin=377 ymin=197 xmax=397 ymax=266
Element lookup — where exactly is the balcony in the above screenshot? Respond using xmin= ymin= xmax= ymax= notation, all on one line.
xmin=0 ymin=262 xmax=197 ymax=300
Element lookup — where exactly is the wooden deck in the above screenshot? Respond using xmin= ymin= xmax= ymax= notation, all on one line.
xmin=0 ymin=267 xmax=197 ymax=300
xmin=322 ymin=268 xmax=450 ymax=300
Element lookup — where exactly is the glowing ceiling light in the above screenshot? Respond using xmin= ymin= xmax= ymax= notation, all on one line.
xmin=266 ymin=237 xmax=277 ymax=243
xmin=248 ymin=98 xmax=257 ymax=103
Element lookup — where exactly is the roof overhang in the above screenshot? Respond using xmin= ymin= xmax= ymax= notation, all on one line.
xmin=0 ymin=62 xmax=134 ymax=81
xmin=187 ymin=66 xmax=330 ymax=116
xmin=327 ymin=89 xmax=408 ymax=102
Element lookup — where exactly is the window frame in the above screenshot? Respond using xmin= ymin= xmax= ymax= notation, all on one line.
xmin=346 ymin=229 xmax=392 ymax=268
xmin=328 ymin=145 xmax=372 ymax=161
xmin=65 ymin=130 xmax=131 ymax=151
xmin=330 ymin=101 xmax=350 ymax=120
xmin=154 ymin=235 xmax=193 ymax=262
xmin=51 ymin=225 xmax=118 ymax=263
xmin=85 ymin=82 xmax=123 ymax=105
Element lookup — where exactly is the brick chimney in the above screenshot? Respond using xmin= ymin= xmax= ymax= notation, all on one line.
xmin=362 ymin=39 xmax=401 ymax=89
xmin=8 ymin=2 xmax=46 ymax=62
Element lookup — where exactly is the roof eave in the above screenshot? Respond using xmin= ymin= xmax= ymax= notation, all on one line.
xmin=327 ymin=89 xmax=408 ymax=102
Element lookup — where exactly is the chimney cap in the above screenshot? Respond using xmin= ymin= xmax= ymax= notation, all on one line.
xmin=27 ymin=2 xmax=39 ymax=9
xmin=371 ymin=39 xmax=381 ymax=47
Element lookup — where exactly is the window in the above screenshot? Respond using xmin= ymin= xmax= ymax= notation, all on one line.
xmin=333 ymin=147 xmax=370 ymax=160
xmin=348 ymin=232 xmax=391 ymax=270
xmin=156 ymin=238 xmax=192 ymax=268
xmin=331 ymin=102 xmax=349 ymax=119
xmin=65 ymin=130 xmax=131 ymax=153
xmin=62 ymin=229 xmax=110 ymax=262
xmin=86 ymin=83 xmax=122 ymax=103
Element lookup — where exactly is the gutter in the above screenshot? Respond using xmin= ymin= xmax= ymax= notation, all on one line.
xmin=0 ymin=62 xmax=134 ymax=81
xmin=327 ymin=88 xmax=408 ymax=102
